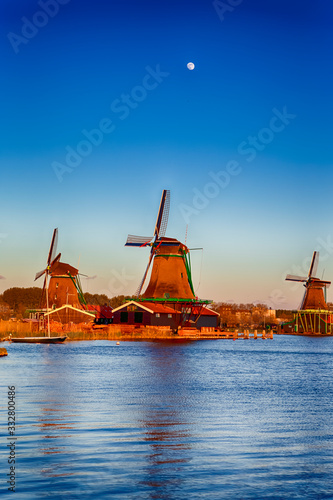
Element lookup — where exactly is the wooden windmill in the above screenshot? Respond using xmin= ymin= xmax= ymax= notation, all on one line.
xmin=35 ymin=228 xmax=85 ymax=310
xmin=125 ymin=190 xmax=195 ymax=300
xmin=286 ymin=251 xmax=331 ymax=310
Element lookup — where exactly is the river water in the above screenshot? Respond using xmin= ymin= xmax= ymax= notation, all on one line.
xmin=1 ymin=336 xmax=333 ymax=499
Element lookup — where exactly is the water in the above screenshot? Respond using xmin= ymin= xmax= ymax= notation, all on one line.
xmin=1 ymin=336 xmax=333 ymax=499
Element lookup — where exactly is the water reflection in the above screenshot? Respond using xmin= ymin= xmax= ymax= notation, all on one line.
xmin=138 ymin=342 xmax=194 ymax=498
xmin=37 ymin=405 xmax=74 ymax=446
xmin=32 ymin=346 xmax=79 ymax=481
xmin=4 ymin=338 xmax=333 ymax=499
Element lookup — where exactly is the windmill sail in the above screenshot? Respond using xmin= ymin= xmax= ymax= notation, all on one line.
xmin=135 ymin=252 xmax=154 ymax=297
xmin=35 ymin=228 xmax=59 ymax=281
xmin=154 ymin=189 xmax=170 ymax=238
xmin=47 ymin=228 xmax=58 ymax=265
xmin=285 ymin=274 xmax=307 ymax=282
xmin=125 ymin=235 xmax=153 ymax=247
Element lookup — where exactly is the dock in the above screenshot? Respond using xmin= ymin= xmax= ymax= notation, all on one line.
xmin=178 ymin=328 xmax=273 ymax=340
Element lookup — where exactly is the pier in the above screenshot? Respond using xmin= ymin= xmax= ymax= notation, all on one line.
xmin=178 ymin=328 xmax=273 ymax=340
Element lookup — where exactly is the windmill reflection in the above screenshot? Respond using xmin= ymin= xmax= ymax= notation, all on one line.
xmin=138 ymin=341 xmax=194 ymax=498
xmin=33 ymin=346 xmax=78 ymax=478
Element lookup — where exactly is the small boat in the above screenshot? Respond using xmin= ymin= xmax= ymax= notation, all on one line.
xmin=10 ymin=336 xmax=67 ymax=344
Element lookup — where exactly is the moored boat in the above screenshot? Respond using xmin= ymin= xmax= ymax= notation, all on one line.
xmin=10 ymin=336 xmax=67 ymax=344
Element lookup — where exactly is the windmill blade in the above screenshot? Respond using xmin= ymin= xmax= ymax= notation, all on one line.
xmin=39 ymin=274 xmax=47 ymax=308
xmin=154 ymin=189 xmax=170 ymax=239
xmin=35 ymin=268 xmax=46 ymax=281
xmin=50 ymin=252 xmax=61 ymax=269
xmin=125 ymin=235 xmax=153 ymax=246
xmin=47 ymin=228 xmax=58 ymax=265
xmin=136 ymin=251 xmax=154 ymax=297
xmin=299 ymin=287 xmax=307 ymax=310
xmin=308 ymin=251 xmax=319 ymax=278
xmin=315 ymin=279 xmax=331 ymax=287
xmin=285 ymin=274 xmax=307 ymax=282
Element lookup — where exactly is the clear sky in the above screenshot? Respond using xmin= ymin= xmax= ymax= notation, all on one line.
xmin=1 ymin=0 xmax=333 ymax=309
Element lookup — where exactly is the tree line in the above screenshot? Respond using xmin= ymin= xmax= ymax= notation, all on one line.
xmin=2 ymin=287 xmax=331 ymax=322
xmin=0 ymin=287 xmax=137 ymax=319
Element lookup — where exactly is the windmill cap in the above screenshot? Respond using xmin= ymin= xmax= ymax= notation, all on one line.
xmin=49 ymin=261 xmax=79 ymax=276
xmin=156 ymin=237 xmax=189 ymax=252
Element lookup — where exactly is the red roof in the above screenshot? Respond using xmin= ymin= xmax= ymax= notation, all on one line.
xmin=112 ymin=300 xmax=180 ymax=315
xmin=143 ymin=302 xmax=181 ymax=315
xmin=87 ymin=305 xmax=113 ymax=318
xmin=191 ymin=306 xmax=219 ymax=316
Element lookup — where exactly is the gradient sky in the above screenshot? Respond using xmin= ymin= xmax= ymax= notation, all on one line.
xmin=1 ymin=0 xmax=333 ymax=309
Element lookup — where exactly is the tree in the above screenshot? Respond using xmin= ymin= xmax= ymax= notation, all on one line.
xmin=2 ymin=287 xmax=42 ymax=312
xmin=83 ymin=293 xmax=138 ymax=309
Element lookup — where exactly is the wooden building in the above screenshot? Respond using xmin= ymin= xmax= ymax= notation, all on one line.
xmin=112 ymin=300 xmax=219 ymax=330
xmin=190 ymin=305 xmax=219 ymax=328
xmin=45 ymin=305 xmax=95 ymax=324
xmin=112 ymin=301 xmax=181 ymax=329
xmin=143 ymin=238 xmax=195 ymax=300
xmin=87 ymin=304 xmax=113 ymax=324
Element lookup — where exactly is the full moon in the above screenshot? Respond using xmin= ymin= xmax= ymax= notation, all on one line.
xmin=187 ymin=62 xmax=195 ymax=70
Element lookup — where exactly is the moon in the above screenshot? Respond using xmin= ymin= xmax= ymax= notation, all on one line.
xmin=187 ymin=62 xmax=195 ymax=70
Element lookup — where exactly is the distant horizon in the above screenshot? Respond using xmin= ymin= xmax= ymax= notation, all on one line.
xmin=1 ymin=270 xmax=330 ymax=313
xmin=1 ymin=0 xmax=333 ymax=311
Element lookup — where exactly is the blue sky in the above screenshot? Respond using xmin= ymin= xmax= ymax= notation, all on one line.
xmin=1 ymin=0 xmax=333 ymax=309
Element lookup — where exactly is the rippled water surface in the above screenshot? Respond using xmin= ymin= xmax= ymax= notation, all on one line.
xmin=1 ymin=336 xmax=333 ymax=499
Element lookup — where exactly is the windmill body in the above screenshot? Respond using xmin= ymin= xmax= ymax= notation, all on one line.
xmin=43 ymin=261 xmax=82 ymax=310
xmin=299 ymin=279 xmax=329 ymax=310
xmin=142 ymin=237 xmax=195 ymax=299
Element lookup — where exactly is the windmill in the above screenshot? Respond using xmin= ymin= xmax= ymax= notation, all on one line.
xmin=35 ymin=228 xmax=85 ymax=311
xmin=35 ymin=228 xmax=61 ymax=311
xmin=286 ymin=251 xmax=331 ymax=310
xmin=125 ymin=190 xmax=195 ymax=300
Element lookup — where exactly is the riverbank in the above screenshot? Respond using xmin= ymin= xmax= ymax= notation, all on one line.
xmin=0 ymin=320 xmax=273 ymax=341
xmin=0 ymin=320 xmax=176 ymax=341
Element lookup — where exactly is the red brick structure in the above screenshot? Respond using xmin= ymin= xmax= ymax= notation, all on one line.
xmin=112 ymin=300 xmax=219 ymax=330
xmin=143 ymin=238 xmax=195 ymax=300
xmin=41 ymin=261 xmax=82 ymax=310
